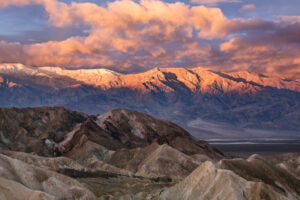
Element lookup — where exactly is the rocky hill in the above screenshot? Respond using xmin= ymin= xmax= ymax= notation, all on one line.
xmin=0 ymin=107 xmax=221 ymax=158
xmin=161 ymin=155 xmax=300 ymax=200
xmin=0 ymin=107 xmax=299 ymax=199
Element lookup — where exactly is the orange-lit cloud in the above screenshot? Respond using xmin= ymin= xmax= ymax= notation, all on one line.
xmin=0 ymin=41 xmax=24 ymax=63
xmin=0 ymin=0 xmax=299 ymax=78
xmin=0 ymin=0 xmax=237 ymax=68
xmin=219 ymin=18 xmax=300 ymax=78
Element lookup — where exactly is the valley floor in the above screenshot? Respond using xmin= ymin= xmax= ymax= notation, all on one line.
xmin=209 ymin=139 xmax=300 ymax=157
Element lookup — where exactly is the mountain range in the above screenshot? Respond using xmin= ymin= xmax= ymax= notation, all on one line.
xmin=0 ymin=63 xmax=300 ymax=137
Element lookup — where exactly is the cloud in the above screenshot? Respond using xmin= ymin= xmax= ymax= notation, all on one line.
xmin=278 ymin=16 xmax=300 ymax=24
xmin=0 ymin=41 xmax=24 ymax=63
xmin=190 ymin=0 xmax=241 ymax=6
xmin=0 ymin=0 xmax=41 ymax=7
xmin=0 ymin=0 xmax=241 ymax=69
xmin=220 ymin=19 xmax=300 ymax=77
xmin=0 ymin=0 xmax=299 ymax=78
xmin=239 ymin=4 xmax=256 ymax=14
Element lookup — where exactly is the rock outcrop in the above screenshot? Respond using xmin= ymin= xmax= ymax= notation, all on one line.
xmin=108 ymin=143 xmax=206 ymax=180
xmin=160 ymin=155 xmax=300 ymax=200
xmin=268 ymin=153 xmax=300 ymax=178
xmin=0 ymin=153 xmax=96 ymax=199
xmin=97 ymin=109 xmax=222 ymax=157
xmin=0 ymin=107 xmax=87 ymax=156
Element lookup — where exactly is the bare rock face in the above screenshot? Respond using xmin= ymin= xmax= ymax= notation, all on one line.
xmin=0 ymin=149 xmax=175 ymax=199
xmin=268 ymin=153 xmax=300 ymax=178
xmin=219 ymin=154 xmax=300 ymax=198
xmin=0 ymin=153 xmax=96 ymax=199
xmin=108 ymin=143 xmax=205 ymax=180
xmin=60 ymin=118 xmax=125 ymax=154
xmin=0 ymin=149 xmax=87 ymax=172
xmin=0 ymin=178 xmax=56 ymax=200
xmin=107 ymin=143 xmax=163 ymax=172
xmin=135 ymin=144 xmax=203 ymax=180
xmin=160 ymin=161 xmax=289 ymax=200
xmin=97 ymin=109 xmax=223 ymax=158
xmin=160 ymin=155 xmax=300 ymax=200
xmin=0 ymin=107 xmax=87 ymax=156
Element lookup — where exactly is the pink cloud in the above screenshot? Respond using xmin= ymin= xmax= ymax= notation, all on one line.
xmin=0 ymin=41 xmax=24 ymax=63
xmin=239 ymin=4 xmax=256 ymax=14
xmin=0 ymin=0 xmax=236 ymax=69
xmin=219 ymin=19 xmax=300 ymax=78
xmin=0 ymin=0 xmax=299 ymax=78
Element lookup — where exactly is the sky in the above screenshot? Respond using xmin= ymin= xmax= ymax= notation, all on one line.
xmin=0 ymin=0 xmax=300 ymax=78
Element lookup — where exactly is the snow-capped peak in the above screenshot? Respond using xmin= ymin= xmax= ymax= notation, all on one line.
xmin=0 ymin=63 xmax=123 ymax=87
xmin=39 ymin=66 xmax=122 ymax=77
xmin=0 ymin=63 xmax=38 ymax=75
xmin=0 ymin=63 xmax=299 ymax=92
xmin=0 ymin=63 xmax=122 ymax=77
